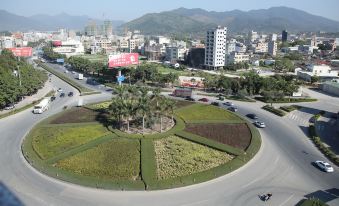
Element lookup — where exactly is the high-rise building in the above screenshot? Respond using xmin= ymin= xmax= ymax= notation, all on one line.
xmin=282 ymin=30 xmax=288 ymax=42
xmin=268 ymin=41 xmax=277 ymax=56
xmin=248 ymin=30 xmax=258 ymax=43
xmin=204 ymin=26 xmax=227 ymax=69
xmin=103 ymin=20 xmax=113 ymax=36
xmin=85 ymin=20 xmax=97 ymax=36
xmin=270 ymin=33 xmax=277 ymax=42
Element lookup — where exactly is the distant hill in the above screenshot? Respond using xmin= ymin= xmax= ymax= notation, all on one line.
xmin=120 ymin=6 xmax=339 ymax=36
xmin=0 ymin=10 xmax=124 ymax=31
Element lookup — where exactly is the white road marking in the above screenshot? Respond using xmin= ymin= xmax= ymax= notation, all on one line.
xmin=278 ymin=194 xmax=294 ymax=206
xmin=241 ymin=177 xmax=260 ymax=189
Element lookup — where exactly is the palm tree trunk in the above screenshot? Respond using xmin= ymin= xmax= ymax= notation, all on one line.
xmin=127 ymin=117 xmax=130 ymax=132
xmin=160 ymin=116 xmax=163 ymax=133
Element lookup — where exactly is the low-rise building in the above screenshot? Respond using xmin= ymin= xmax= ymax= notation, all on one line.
xmin=52 ymin=39 xmax=84 ymax=57
xmin=297 ymin=64 xmax=339 ymax=82
xmin=165 ymin=46 xmax=186 ymax=62
xmin=226 ymin=52 xmax=250 ymax=64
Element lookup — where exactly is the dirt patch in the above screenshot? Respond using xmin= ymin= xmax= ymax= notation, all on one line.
xmin=184 ymin=123 xmax=252 ymax=150
xmin=50 ymin=107 xmax=108 ymax=124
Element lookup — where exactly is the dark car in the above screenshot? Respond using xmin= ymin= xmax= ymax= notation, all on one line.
xmin=228 ymin=106 xmax=238 ymax=112
xmin=68 ymin=92 xmax=74 ymax=97
xmin=60 ymin=92 xmax=65 ymax=98
xmin=50 ymin=96 xmax=56 ymax=101
xmin=211 ymin=102 xmax=219 ymax=106
xmin=198 ymin=98 xmax=209 ymax=102
xmin=185 ymin=97 xmax=195 ymax=101
xmin=246 ymin=113 xmax=258 ymax=119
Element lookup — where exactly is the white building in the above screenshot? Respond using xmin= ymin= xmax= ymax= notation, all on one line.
xmin=204 ymin=26 xmax=227 ymax=69
xmin=268 ymin=41 xmax=277 ymax=56
xmin=235 ymin=42 xmax=247 ymax=53
xmin=226 ymin=52 xmax=250 ymax=64
xmin=270 ymin=33 xmax=277 ymax=42
xmin=0 ymin=36 xmax=14 ymax=49
xmin=254 ymin=41 xmax=268 ymax=53
xmin=156 ymin=36 xmax=171 ymax=45
xmin=53 ymin=39 xmax=84 ymax=57
xmin=297 ymin=64 xmax=339 ymax=81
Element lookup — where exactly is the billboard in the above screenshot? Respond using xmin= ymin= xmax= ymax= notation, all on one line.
xmin=178 ymin=76 xmax=204 ymax=88
xmin=8 ymin=47 xmax=33 ymax=57
xmin=52 ymin=41 xmax=62 ymax=47
xmin=108 ymin=53 xmax=139 ymax=68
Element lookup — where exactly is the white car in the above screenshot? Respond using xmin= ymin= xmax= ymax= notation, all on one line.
xmin=72 ymin=71 xmax=76 ymax=74
xmin=223 ymin=102 xmax=234 ymax=106
xmin=315 ymin=161 xmax=334 ymax=172
xmin=57 ymin=88 xmax=63 ymax=92
xmin=254 ymin=121 xmax=266 ymax=128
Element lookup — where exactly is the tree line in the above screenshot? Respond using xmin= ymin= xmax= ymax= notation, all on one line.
xmin=200 ymin=71 xmax=300 ymax=100
xmin=0 ymin=49 xmax=47 ymax=108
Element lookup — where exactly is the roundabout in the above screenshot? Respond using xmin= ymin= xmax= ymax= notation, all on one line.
xmin=21 ymin=99 xmax=261 ymax=190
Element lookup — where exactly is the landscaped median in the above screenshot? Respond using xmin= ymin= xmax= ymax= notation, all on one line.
xmin=308 ymin=113 xmax=339 ymax=166
xmin=262 ymin=105 xmax=286 ymax=117
xmin=34 ymin=60 xmax=100 ymax=96
xmin=255 ymin=97 xmax=317 ymax=103
xmin=22 ymin=100 xmax=261 ymax=190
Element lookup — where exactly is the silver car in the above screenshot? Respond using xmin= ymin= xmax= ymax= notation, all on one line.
xmin=254 ymin=121 xmax=266 ymax=128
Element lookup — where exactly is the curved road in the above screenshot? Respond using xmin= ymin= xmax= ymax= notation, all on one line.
xmin=0 ymin=72 xmax=338 ymax=206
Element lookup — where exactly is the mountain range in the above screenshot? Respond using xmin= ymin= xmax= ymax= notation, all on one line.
xmin=0 ymin=10 xmax=124 ymax=31
xmin=120 ymin=7 xmax=339 ymax=36
xmin=1 ymin=7 xmax=339 ymax=36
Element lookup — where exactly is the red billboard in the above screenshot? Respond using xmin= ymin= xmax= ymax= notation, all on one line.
xmin=52 ymin=41 xmax=62 ymax=47
xmin=8 ymin=47 xmax=33 ymax=57
xmin=108 ymin=53 xmax=139 ymax=68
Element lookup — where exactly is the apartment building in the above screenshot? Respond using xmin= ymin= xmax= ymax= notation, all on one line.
xmin=204 ymin=26 xmax=227 ymax=69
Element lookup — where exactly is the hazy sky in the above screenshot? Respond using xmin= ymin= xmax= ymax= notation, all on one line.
xmin=2 ymin=0 xmax=339 ymax=21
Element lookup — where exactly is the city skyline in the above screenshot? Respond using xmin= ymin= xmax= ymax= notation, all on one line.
xmin=1 ymin=0 xmax=339 ymax=22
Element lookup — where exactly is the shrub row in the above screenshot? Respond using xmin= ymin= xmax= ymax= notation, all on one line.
xmin=255 ymin=97 xmax=317 ymax=103
xmin=280 ymin=105 xmax=302 ymax=112
xmin=309 ymin=124 xmax=339 ymax=166
xmin=262 ymin=105 xmax=286 ymax=117
xmin=175 ymin=131 xmax=243 ymax=156
xmin=298 ymin=198 xmax=329 ymax=206
xmin=35 ymin=60 xmax=100 ymax=96
xmin=140 ymin=139 xmax=157 ymax=189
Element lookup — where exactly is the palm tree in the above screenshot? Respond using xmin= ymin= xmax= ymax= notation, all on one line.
xmin=137 ymin=87 xmax=150 ymax=134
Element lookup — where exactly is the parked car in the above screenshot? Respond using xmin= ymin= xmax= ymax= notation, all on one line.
xmin=50 ymin=96 xmax=56 ymax=101
xmin=218 ymin=96 xmax=225 ymax=101
xmin=254 ymin=121 xmax=266 ymax=128
xmin=198 ymin=98 xmax=209 ymax=102
xmin=68 ymin=92 xmax=74 ymax=97
xmin=4 ymin=104 xmax=15 ymax=110
xmin=57 ymin=88 xmax=63 ymax=92
xmin=228 ymin=106 xmax=238 ymax=112
xmin=185 ymin=97 xmax=195 ymax=101
xmin=60 ymin=93 xmax=65 ymax=98
xmin=247 ymin=113 xmax=258 ymax=119
xmin=72 ymin=71 xmax=76 ymax=74
xmin=223 ymin=102 xmax=234 ymax=106
xmin=211 ymin=102 xmax=219 ymax=106
xmin=315 ymin=161 xmax=334 ymax=172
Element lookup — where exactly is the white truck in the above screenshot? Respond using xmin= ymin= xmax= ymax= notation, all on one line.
xmin=33 ymin=98 xmax=50 ymax=114
xmin=77 ymin=73 xmax=83 ymax=80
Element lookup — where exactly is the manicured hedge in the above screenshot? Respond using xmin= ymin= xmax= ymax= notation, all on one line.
xmin=262 ymin=105 xmax=286 ymax=117
xmin=35 ymin=60 xmax=100 ymax=96
xmin=309 ymin=124 xmax=339 ymax=166
xmin=255 ymin=97 xmax=317 ymax=103
xmin=280 ymin=105 xmax=302 ymax=112
xmin=298 ymin=198 xmax=329 ymax=206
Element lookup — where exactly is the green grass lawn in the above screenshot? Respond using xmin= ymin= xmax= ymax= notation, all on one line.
xmin=55 ymin=139 xmax=140 ymax=180
xmin=154 ymin=136 xmax=233 ymax=180
xmin=32 ymin=124 xmax=110 ymax=159
xmin=175 ymin=104 xmax=243 ymax=123
xmin=86 ymin=101 xmax=111 ymax=110
xmin=157 ymin=66 xmax=190 ymax=76
xmin=77 ymin=54 xmax=108 ymax=63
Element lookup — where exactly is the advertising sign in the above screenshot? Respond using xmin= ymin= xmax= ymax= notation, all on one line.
xmin=52 ymin=41 xmax=62 ymax=47
xmin=8 ymin=47 xmax=33 ymax=57
xmin=108 ymin=53 xmax=139 ymax=68
xmin=178 ymin=76 xmax=204 ymax=88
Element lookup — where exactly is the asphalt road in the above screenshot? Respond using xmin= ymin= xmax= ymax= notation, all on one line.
xmin=0 ymin=72 xmax=338 ymax=205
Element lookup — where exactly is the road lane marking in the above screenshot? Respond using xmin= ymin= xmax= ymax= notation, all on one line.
xmin=278 ymin=194 xmax=294 ymax=206
xmin=241 ymin=177 xmax=260 ymax=189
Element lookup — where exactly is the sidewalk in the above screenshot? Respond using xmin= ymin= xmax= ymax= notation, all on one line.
xmin=0 ymin=81 xmax=53 ymax=115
